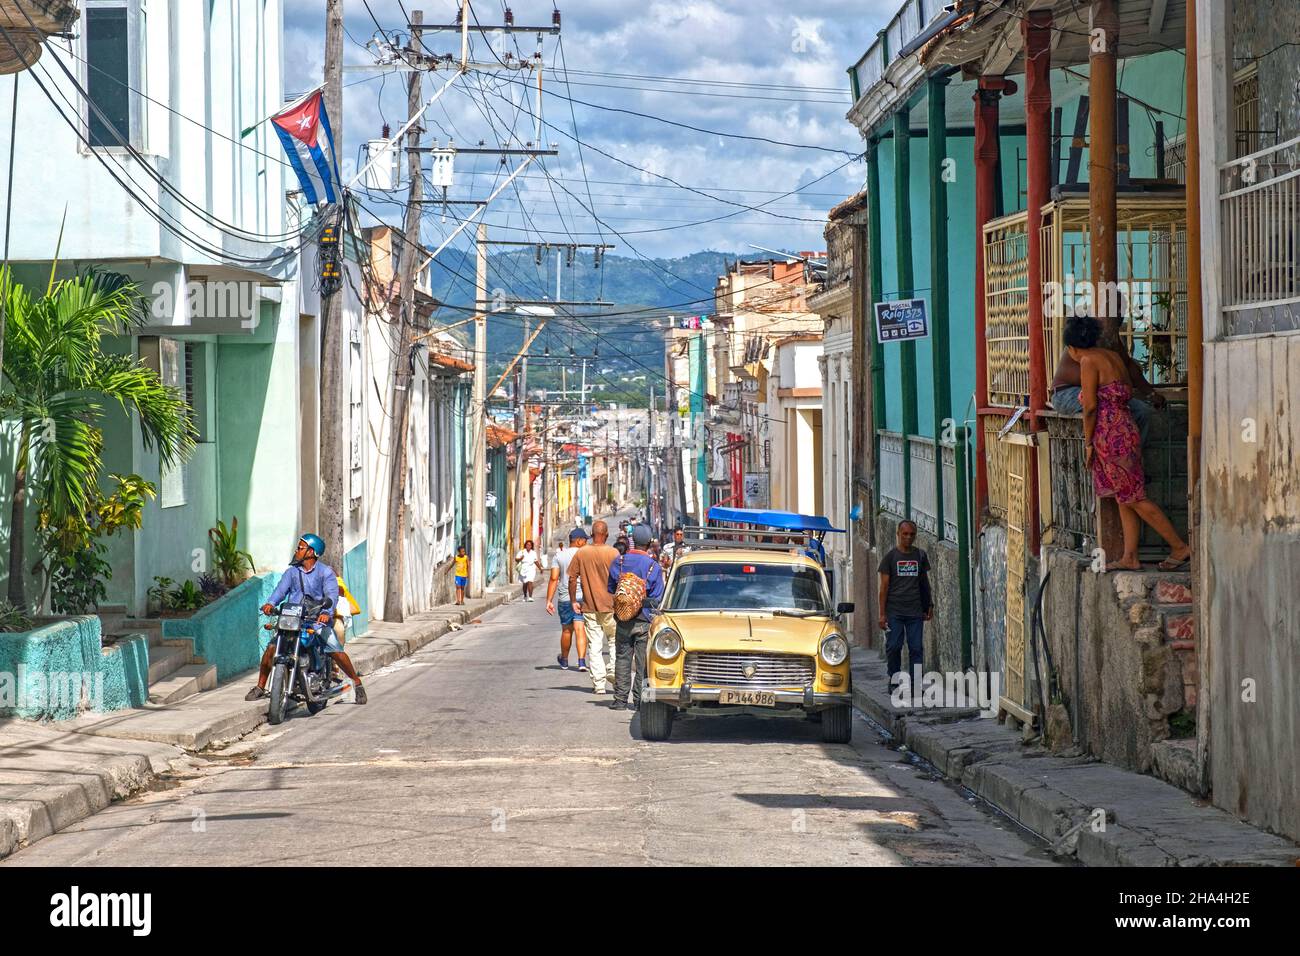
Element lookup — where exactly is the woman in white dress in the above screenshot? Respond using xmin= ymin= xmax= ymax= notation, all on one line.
xmin=515 ymin=540 xmax=541 ymax=601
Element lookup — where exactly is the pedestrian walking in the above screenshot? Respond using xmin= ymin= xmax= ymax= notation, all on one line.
xmin=515 ymin=540 xmax=542 ymax=601
xmin=569 ymin=519 xmax=621 ymax=694
xmin=877 ymin=520 xmax=933 ymax=691
xmin=547 ymin=529 xmax=589 ymax=671
xmin=606 ymin=524 xmax=665 ymax=711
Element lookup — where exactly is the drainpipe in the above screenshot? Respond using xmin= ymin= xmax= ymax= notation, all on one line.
xmin=893 ymin=109 xmax=917 ymax=522
xmin=1024 ymin=10 xmax=1053 ymax=556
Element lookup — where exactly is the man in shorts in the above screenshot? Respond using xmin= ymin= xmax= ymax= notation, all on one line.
xmin=546 ymin=528 xmax=588 ymax=670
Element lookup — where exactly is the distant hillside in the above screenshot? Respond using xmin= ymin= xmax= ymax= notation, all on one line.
xmin=427 ymin=249 xmax=787 ymax=406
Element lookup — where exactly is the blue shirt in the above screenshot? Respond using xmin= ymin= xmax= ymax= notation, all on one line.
xmin=267 ymin=562 xmax=340 ymax=618
xmin=607 ymin=549 xmax=665 ymax=622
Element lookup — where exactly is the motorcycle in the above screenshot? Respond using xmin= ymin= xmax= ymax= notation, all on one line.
xmin=261 ymin=600 xmax=350 ymax=724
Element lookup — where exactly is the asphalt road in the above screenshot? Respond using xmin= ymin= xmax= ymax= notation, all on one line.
xmin=4 ymin=595 xmax=1058 ymax=866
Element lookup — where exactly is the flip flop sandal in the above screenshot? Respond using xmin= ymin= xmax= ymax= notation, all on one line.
xmin=1158 ymin=556 xmax=1191 ymax=571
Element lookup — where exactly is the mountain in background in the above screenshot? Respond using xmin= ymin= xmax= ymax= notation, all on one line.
xmin=427 ymin=249 xmax=788 ymax=407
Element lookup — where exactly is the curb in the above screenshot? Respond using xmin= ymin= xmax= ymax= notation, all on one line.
xmin=0 ymin=590 xmax=513 ymax=860
xmin=851 ymin=681 xmax=1298 ymax=866
xmin=0 ymin=751 xmax=154 ymax=859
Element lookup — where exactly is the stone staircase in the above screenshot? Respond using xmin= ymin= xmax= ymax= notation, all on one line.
xmin=98 ymin=605 xmax=218 ymax=707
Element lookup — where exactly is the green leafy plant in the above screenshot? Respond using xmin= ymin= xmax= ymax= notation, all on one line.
xmin=1169 ymin=711 xmax=1196 ymax=739
xmin=168 ymin=579 xmax=207 ymax=612
xmin=208 ymin=516 xmax=255 ymax=587
xmin=0 ymin=600 xmax=33 ymax=633
xmin=1 ymin=265 xmax=196 ymax=610
xmin=41 ymin=473 xmax=157 ymax=614
xmin=147 ymin=576 xmax=174 ymax=614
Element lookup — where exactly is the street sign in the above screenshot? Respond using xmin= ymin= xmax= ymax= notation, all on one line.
xmin=874 ymin=297 xmax=930 ymax=343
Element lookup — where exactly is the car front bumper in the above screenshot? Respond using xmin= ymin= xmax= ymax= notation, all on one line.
xmin=645 ymin=684 xmax=852 ymax=709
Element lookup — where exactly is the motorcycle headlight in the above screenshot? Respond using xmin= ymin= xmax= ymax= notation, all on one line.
xmin=653 ymin=628 xmax=682 ymax=659
xmin=820 ymin=634 xmax=849 ymax=666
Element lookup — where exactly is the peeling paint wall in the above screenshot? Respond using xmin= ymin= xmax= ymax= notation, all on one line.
xmin=1202 ymin=334 xmax=1300 ymax=840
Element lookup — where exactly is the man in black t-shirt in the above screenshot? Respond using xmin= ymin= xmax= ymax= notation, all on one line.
xmin=877 ymin=520 xmax=933 ymax=688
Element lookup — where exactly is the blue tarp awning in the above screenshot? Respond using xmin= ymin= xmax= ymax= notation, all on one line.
xmin=706 ymin=506 xmax=845 ymax=533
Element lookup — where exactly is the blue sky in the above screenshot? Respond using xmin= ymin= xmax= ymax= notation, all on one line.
xmin=283 ymin=0 xmax=898 ymax=259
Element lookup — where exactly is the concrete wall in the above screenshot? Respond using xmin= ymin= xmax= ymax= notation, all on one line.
xmin=1201 ymin=334 xmax=1300 ymax=840
xmin=162 ymin=573 xmax=277 ymax=683
xmin=1041 ymin=549 xmax=1175 ymax=773
xmin=0 ymin=617 xmax=148 ymax=720
xmin=0 ymin=0 xmax=285 ymax=266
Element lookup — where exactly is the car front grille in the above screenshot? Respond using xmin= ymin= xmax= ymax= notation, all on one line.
xmin=682 ymin=651 xmax=815 ymax=688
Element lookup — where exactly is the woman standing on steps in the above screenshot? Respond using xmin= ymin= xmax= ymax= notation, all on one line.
xmin=1067 ymin=315 xmax=1191 ymax=573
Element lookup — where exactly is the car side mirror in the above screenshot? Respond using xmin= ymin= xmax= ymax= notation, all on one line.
xmin=837 ymin=602 xmax=855 ymax=615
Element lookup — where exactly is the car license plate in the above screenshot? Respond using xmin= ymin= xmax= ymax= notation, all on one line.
xmin=718 ymin=689 xmax=776 ymax=707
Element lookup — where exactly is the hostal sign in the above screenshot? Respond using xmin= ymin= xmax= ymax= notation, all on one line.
xmin=874 ymin=297 xmax=929 ymax=343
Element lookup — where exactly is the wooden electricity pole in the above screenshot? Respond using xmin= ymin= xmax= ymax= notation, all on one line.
xmin=510 ymin=310 xmax=530 ymax=580
xmin=382 ymin=11 xmax=424 ymax=622
xmin=318 ymin=0 xmax=345 ymax=551
xmin=469 ymin=222 xmax=488 ymax=596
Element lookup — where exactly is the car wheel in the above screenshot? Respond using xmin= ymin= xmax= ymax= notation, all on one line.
xmin=820 ymin=704 xmax=852 ymax=744
xmin=640 ymin=701 xmax=675 ymax=741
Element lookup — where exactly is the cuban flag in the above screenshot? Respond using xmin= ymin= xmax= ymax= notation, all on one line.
xmin=272 ymin=88 xmax=341 ymax=205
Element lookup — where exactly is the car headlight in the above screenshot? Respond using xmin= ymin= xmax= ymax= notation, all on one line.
xmin=653 ymin=628 xmax=682 ymax=659
xmin=820 ymin=634 xmax=849 ymax=666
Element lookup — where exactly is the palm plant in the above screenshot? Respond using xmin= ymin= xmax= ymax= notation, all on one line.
xmin=1 ymin=266 xmax=196 ymax=609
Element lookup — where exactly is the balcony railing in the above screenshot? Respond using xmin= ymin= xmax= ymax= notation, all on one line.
xmin=1219 ymin=133 xmax=1300 ymax=335
xmin=879 ymin=430 xmax=906 ymax=517
xmin=908 ymin=435 xmax=938 ymax=535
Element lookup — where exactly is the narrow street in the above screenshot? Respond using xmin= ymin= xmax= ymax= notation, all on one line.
xmin=4 ymin=596 xmax=1054 ymax=867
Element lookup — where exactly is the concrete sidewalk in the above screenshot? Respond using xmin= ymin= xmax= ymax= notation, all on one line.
xmin=850 ymin=651 xmax=1300 ymax=866
xmin=0 ymin=588 xmax=513 ymax=860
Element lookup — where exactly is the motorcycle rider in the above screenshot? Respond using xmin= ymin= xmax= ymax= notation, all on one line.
xmin=245 ymin=533 xmax=368 ymax=705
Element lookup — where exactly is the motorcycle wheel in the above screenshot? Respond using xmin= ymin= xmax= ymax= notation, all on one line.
xmin=268 ymin=663 xmax=289 ymax=725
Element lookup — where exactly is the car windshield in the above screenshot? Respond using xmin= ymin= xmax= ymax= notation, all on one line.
xmin=664 ymin=562 xmax=829 ymax=613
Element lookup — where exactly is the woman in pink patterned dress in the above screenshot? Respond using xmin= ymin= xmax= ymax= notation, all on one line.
xmin=1066 ymin=316 xmax=1190 ymax=572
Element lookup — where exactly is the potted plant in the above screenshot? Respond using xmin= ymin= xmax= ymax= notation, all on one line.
xmin=208 ymin=516 xmax=256 ymax=588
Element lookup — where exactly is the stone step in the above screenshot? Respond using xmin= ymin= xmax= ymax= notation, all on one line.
xmin=146 ymin=663 xmax=218 ymax=706
xmin=1153 ymin=578 xmax=1194 ymax=605
xmin=146 ymin=642 xmax=194 ymax=685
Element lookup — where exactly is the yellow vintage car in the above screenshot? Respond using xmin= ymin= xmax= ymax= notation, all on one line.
xmin=639 ymin=546 xmax=854 ymax=743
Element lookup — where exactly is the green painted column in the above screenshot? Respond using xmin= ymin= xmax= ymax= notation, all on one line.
xmin=893 ymin=109 xmax=917 ymax=519
xmin=866 ymin=138 xmax=886 ymax=512
xmin=927 ymin=75 xmax=972 ymax=668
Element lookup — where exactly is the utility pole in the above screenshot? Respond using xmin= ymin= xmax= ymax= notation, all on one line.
xmin=383 ymin=10 xmax=424 ymax=622
xmin=318 ymin=0 xmax=345 ymax=552
xmin=510 ymin=310 xmax=530 ymax=580
xmin=469 ymin=221 xmax=488 ymax=597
